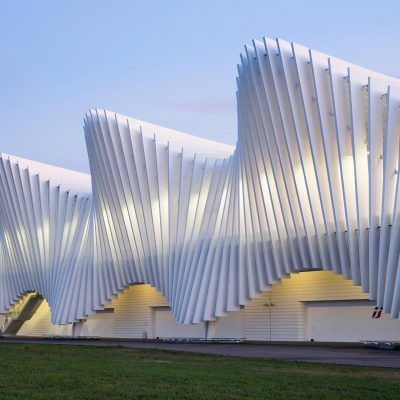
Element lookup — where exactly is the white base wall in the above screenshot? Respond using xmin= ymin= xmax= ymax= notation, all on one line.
xmin=244 ymin=270 xmax=374 ymax=341
xmin=154 ymin=308 xmax=205 ymax=338
xmin=80 ymin=312 xmax=115 ymax=337
xmin=213 ymin=310 xmax=245 ymax=339
xmin=82 ymin=284 xmax=169 ymax=338
xmin=82 ymin=284 xmax=244 ymax=339
xmin=14 ymin=271 xmax=400 ymax=342
xmin=112 ymin=284 xmax=169 ymax=339
xmin=307 ymin=300 xmax=400 ymax=342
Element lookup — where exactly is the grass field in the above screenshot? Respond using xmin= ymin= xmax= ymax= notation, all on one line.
xmin=0 ymin=343 xmax=399 ymax=399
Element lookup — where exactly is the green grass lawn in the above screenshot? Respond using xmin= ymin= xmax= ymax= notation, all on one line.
xmin=0 ymin=343 xmax=399 ymax=399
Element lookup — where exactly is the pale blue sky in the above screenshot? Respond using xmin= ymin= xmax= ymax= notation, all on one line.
xmin=1 ymin=1 xmax=399 ymax=172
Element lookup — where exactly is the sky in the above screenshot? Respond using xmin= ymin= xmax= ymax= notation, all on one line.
xmin=1 ymin=1 xmax=399 ymax=173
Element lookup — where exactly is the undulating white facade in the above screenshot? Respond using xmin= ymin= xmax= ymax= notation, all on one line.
xmin=2 ymin=37 xmax=400 ymax=341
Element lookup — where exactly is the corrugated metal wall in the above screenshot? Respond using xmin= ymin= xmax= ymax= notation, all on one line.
xmin=244 ymin=271 xmax=370 ymax=341
xmin=112 ymin=284 xmax=168 ymax=339
xmin=16 ymin=271 xmax=400 ymax=341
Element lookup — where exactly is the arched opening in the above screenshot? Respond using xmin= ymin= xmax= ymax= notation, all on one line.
xmin=2 ymin=292 xmax=69 ymax=337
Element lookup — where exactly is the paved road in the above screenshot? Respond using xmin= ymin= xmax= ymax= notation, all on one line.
xmin=1 ymin=337 xmax=399 ymax=368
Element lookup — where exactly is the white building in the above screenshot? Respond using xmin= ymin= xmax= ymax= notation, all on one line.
xmin=1 ymin=37 xmax=400 ymax=342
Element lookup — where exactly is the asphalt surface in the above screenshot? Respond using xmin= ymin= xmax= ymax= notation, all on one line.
xmin=1 ymin=337 xmax=399 ymax=368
